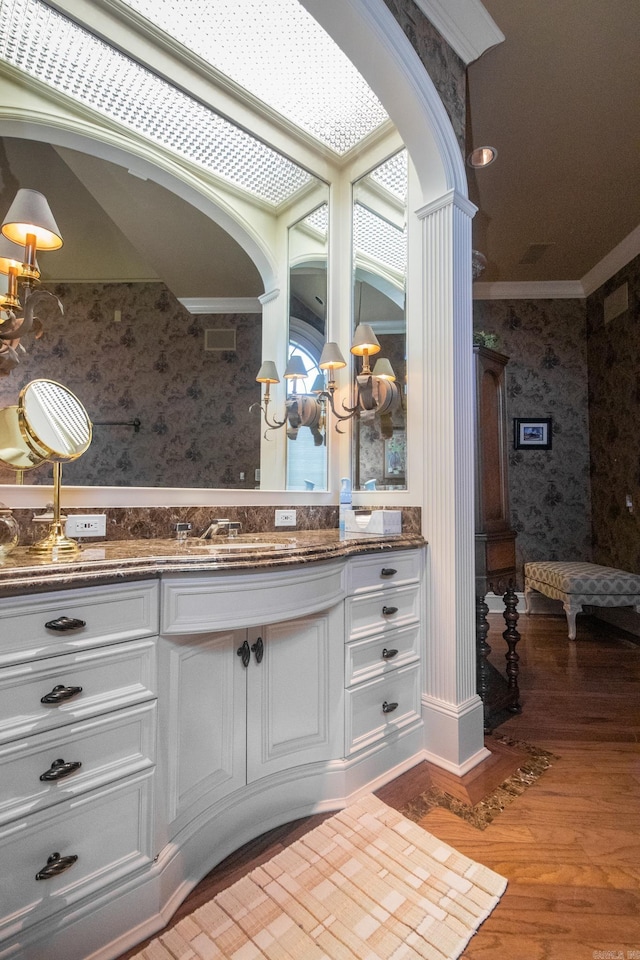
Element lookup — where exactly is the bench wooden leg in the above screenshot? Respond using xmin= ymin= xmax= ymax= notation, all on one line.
xmin=562 ymin=599 xmax=581 ymax=640
xmin=523 ymin=583 xmax=533 ymax=615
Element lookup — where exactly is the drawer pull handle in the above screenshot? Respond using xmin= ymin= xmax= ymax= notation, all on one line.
xmin=380 ymin=568 xmax=397 ymax=578
xmin=382 ymin=700 xmax=399 ymax=714
xmin=382 ymin=606 xmax=398 ymax=616
xmin=35 ymin=852 xmax=78 ymax=881
xmin=251 ymin=636 xmax=264 ymax=664
xmin=40 ymin=758 xmax=82 ymax=782
xmin=44 ymin=616 xmax=86 ymax=632
xmin=41 ymin=684 xmax=83 ymax=705
xmin=381 ymin=648 xmax=398 ymax=660
xmin=237 ymin=639 xmax=251 ymax=668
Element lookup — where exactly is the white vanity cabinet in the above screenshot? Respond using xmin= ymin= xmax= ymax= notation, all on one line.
xmin=0 ymin=581 xmax=159 ymax=960
xmin=0 ymin=543 xmax=425 ymax=960
xmin=345 ymin=550 xmax=423 ymax=756
xmin=157 ymin=564 xmax=345 ymax=845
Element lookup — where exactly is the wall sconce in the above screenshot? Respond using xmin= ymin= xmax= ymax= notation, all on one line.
xmin=317 ymin=324 xmax=402 ymax=438
xmin=251 ymin=323 xmax=401 ymax=443
xmin=0 ymin=189 xmax=64 ymax=376
xmin=251 ymin=356 xmax=325 ymax=445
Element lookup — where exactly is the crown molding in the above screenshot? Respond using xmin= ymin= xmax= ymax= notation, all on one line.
xmin=472 ymin=281 xmax=584 ymax=300
xmin=412 ymin=0 xmax=504 ymax=65
xmin=178 ymin=297 xmax=263 ymax=314
xmin=581 ymin=225 xmax=640 ymax=297
xmin=473 ymin=223 xmax=640 ymax=301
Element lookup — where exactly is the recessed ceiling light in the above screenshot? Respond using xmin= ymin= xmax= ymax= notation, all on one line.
xmin=468 ymin=146 xmax=497 ymax=168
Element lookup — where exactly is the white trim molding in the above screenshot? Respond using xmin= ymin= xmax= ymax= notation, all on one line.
xmin=581 ymin=224 xmax=640 ymax=297
xmin=412 ymin=0 xmax=504 ymax=65
xmin=473 ymin=280 xmax=584 ymax=300
xmin=178 ymin=297 xmax=263 ymax=314
xmin=474 ymin=224 xmax=640 ymax=301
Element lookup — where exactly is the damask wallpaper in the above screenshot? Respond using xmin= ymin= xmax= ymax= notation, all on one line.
xmin=473 ymin=298 xmax=592 ymax=580
xmin=0 ymin=282 xmax=263 ymax=489
xmin=587 ymin=254 xmax=640 ymax=573
xmin=383 ymin=0 xmax=466 ymax=152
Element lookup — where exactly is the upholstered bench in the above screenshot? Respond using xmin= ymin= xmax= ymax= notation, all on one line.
xmin=524 ymin=560 xmax=640 ymax=639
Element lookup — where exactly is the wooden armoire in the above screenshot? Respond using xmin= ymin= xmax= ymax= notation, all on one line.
xmin=473 ymin=345 xmax=521 ymax=730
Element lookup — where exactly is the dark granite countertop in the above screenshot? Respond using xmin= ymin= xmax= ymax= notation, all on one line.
xmin=0 ymin=530 xmax=425 ymax=597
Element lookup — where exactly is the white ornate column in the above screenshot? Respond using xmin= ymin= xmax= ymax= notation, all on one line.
xmin=258 ymin=287 xmax=286 ymax=490
xmin=418 ymin=189 xmax=489 ymax=774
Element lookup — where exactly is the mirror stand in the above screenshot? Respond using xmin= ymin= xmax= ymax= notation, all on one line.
xmin=29 ymin=462 xmax=80 ymax=557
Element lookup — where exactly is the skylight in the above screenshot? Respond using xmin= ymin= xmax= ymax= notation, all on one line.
xmin=354 ymin=204 xmax=406 ymax=276
xmin=0 ymin=0 xmax=314 ymax=205
xmin=120 ymin=0 xmax=389 ymax=154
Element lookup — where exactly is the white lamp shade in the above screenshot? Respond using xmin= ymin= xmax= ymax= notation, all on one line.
xmin=319 ymin=341 xmax=347 ymax=370
xmin=351 ymin=323 xmax=381 ymax=357
xmin=0 ymin=235 xmax=31 ymax=275
xmin=2 ymin=189 xmax=63 ymax=250
xmin=310 ymin=373 xmax=325 ymax=393
xmin=256 ymin=360 xmax=280 ymax=383
xmin=283 ymin=355 xmax=307 ymax=379
xmin=372 ymin=357 xmax=396 ymax=381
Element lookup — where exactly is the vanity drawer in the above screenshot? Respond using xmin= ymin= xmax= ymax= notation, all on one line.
xmin=346 ymin=583 xmax=420 ymax=640
xmin=0 ymin=638 xmax=156 ymax=744
xmin=0 ymin=581 xmax=159 ymax=667
xmin=161 ymin=562 xmax=344 ymax=634
xmin=0 ymin=770 xmax=154 ymax=937
xmin=0 ymin=701 xmax=156 ymax=827
xmin=345 ymin=662 xmax=421 ymax=755
xmin=345 ymin=549 xmax=422 ymax=596
xmin=345 ymin=622 xmax=420 ymax=687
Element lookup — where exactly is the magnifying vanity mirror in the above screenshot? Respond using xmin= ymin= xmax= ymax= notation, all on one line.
xmin=351 ymin=151 xmax=407 ymax=491
xmin=0 ymin=378 xmax=92 ymax=554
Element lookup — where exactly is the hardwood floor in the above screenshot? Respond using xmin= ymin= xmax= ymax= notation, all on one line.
xmin=116 ymin=611 xmax=640 ymax=960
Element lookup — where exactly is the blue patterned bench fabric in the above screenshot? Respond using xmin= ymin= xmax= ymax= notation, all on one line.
xmin=524 ymin=561 xmax=640 ymax=639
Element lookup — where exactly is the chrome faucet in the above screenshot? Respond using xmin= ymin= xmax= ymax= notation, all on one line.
xmin=199 ymin=519 xmax=242 ymax=539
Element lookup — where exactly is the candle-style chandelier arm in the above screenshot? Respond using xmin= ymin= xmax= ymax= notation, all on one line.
xmin=249 ymin=396 xmax=288 ymax=435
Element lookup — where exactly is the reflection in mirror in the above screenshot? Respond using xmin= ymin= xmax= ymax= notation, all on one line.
xmin=287 ymin=203 xmax=328 ymax=490
xmin=0 ymin=136 xmax=322 ymax=491
xmin=351 ymin=151 xmax=407 ymax=491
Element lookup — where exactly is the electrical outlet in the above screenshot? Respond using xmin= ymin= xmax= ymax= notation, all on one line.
xmin=275 ymin=509 xmax=296 ymax=527
xmin=66 ymin=514 xmax=106 ymax=537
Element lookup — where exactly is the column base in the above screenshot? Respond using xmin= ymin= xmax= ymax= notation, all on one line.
xmin=421 ymin=693 xmax=490 ymax=775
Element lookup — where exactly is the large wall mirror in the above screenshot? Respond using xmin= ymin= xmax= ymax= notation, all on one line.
xmin=352 ymin=150 xmax=407 ymax=491
xmin=0 ymin=136 xmax=329 ymax=492
xmin=286 ymin=203 xmax=328 ymax=490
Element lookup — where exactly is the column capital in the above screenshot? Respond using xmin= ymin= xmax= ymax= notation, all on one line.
xmin=416 ymin=189 xmax=477 ymax=222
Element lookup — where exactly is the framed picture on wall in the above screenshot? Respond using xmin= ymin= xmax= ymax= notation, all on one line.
xmin=513 ymin=418 xmax=552 ymax=450
xmin=384 ymin=430 xmax=406 ymax=481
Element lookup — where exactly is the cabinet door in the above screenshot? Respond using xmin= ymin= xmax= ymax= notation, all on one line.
xmin=246 ymin=606 xmax=343 ymax=782
xmin=159 ymin=629 xmax=246 ymax=836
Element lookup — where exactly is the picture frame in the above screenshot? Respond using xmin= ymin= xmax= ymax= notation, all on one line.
xmin=384 ymin=430 xmax=406 ymax=481
xmin=513 ymin=418 xmax=552 ymax=450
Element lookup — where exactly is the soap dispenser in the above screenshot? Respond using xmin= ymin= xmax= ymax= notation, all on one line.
xmin=339 ymin=477 xmax=352 ymax=536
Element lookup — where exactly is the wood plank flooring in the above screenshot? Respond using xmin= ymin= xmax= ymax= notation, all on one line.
xmin=116 ymin=611 xmax=640 ymax=960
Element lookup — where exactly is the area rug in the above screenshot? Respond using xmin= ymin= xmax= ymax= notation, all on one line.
xmin=133 ymin=794 xmax=507 ymax=960
xmin=402 ymin=736 xmax=558 ymax=832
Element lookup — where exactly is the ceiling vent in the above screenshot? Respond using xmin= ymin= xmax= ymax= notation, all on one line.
xmin=205 ymin=329 xmax=236 ymax=351
xmin=519 ymin=243 xmax=554 ymax=265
